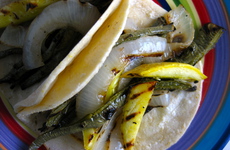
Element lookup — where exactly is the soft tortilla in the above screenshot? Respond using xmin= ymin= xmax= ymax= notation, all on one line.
xmin=15 ymin=0 xmax=130 ymax=135
xmin=13 ymin=0 xmax=125 ymax=113
xmin=125 ymin=0 xmax=167 ymax=29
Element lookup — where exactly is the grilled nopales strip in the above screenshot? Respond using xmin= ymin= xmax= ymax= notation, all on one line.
xmin=0 ymin=48 xmax=22 ymax=58
xmin=131 ymin=78 xmax=197 ymax=91
xmin=170 ymin=23 xmax=224 ymax=65
xmin=115 ymin=24 xmax=174 ymax=47
xmin=39 ymin=95 xmax=77 ymax=132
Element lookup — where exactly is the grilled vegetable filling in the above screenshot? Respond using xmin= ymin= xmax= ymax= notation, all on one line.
xmin=0 ymin=27 xmax=83 ymax=89
xmin=28 ymin=21 xmax=224 ymax=149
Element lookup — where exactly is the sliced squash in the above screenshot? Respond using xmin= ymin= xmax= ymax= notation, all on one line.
xmin=121 ymin=81 xmax=157 ymax=150
xmin=121 ymin=62 xmax=207 ymax=81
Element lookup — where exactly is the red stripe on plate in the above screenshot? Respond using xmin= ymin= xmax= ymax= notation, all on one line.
xmin=192 ymin=0 xmax=211 ymax=25
xmin=153 ymin=0 xmax=161 ymax=6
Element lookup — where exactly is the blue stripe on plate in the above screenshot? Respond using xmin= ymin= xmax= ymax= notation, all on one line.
xmin=223 ymin=0 xmax=230 ymax=15
xmin=192 ymin=0 xmax=230 ymax=149
xmin=157 ymin=0 xmax=171 ymax=11
xmin=0 ymin=119 xmax=28 ymax=150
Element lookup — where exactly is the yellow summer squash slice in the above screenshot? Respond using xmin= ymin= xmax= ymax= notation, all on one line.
xmin=121 ymin=62 xmax=207 ymax=81
xmin=0 ymin=0 xmax=60 ymax=28
xmin=121 ymin=81 xmax=157 ymax=150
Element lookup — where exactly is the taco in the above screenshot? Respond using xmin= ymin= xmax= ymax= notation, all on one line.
xmin=0 ymin=0 xmax=224 ymax=150
xmin=0 ymin=0 xmax=130 ymax=148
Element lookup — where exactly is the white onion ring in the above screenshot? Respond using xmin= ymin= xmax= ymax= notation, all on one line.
xmin=0 ymin=24 xmax=27 ymax=48
xmin=150 ymin=91 xmax=171 ymax=107
xmin=23 ymin=0 xmax=101 ymax=69
xmin=165 ymin=5 xmax=194 ymax=52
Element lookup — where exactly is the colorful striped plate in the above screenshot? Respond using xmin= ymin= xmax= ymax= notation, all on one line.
xmin=0 ymin=0 xmax=230 ymax=149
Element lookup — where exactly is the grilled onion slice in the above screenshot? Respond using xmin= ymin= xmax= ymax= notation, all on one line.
xmin=23 ymin=0 xmax=101 ymax=69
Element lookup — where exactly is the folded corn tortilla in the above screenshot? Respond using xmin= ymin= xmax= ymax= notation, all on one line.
xmin=0 ymin=0 xmax=129 ymax=140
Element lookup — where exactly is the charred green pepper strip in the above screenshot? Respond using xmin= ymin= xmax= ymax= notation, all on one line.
xmin=45 ymin=98 xmax=75 ymax=128
xmin=170 ymin=23 xmax=224 ymax=66
xmin=57 ymin=102 xmax=77 ymax=127
xmin=151 ymin=17 xmax=167 ymax=27
xmin=13 ymin=60 xmax=23 ymax=69
xmin=0 ymin=29 xmax=67 ymax=85
xmin=39 ymin=95 xmax=76 ymax=132
xmin=0 ymin=48 xmax=22 ymax=58
xmin=29 ymin=87 xmax=128 ymax=150
xmin=114 ymin=24 xmax=174 ymax=47
xmin=41 ymin=29 xmax=66 ymax=63
xmin=0 ymin=70 xmax=14 ymax=84
xmin=20 ymin=49 xmax=69 ymax=89
xmin=0 ymin=66 xmax=39 ymax=89
xmin=0 ymin=64 xmax=29 ymax=84
xmin=41 ymin=28 xmax=83 ymax=63
xmin=155 ymin=80 xmax=196 ymax=91
xmin=130 ymin=78 xmax=195 ymax=91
